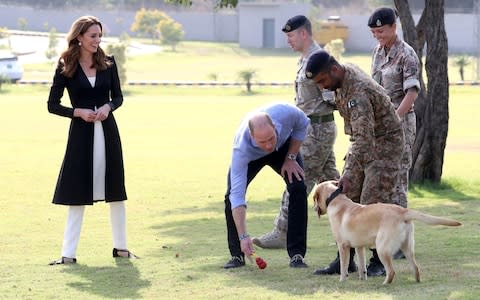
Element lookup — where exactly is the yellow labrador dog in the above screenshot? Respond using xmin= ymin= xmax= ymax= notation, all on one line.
xmin=312 ymin=180 xmax=462 ymax=284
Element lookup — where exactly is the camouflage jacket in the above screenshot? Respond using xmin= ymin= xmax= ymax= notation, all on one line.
xmin=371 ymin=36 xmax=421 ymax=110
xmin=335 ymin=64 xmax=402 ymax=168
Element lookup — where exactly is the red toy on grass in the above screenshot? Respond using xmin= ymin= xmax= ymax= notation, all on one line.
xmin=252 ymin=253 xmax=267 ymax=269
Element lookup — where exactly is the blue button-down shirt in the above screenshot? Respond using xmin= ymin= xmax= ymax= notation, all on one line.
xmin=229 ymin=102 xmax=310 ymax=209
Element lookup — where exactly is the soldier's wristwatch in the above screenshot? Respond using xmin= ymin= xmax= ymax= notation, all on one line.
xmin=287 ymin=153 xmax=297 ymax=160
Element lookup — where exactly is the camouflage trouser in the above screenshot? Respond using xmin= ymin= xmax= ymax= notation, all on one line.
xmin=391 ymin=112 xmax=416 ymax=208
xmin=344 ymin=130 xmax=404 ymax=205
xmin=273 ymin=121 xmax=340 ymax=232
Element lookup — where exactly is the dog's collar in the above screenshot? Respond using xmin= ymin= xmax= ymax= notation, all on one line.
xmin=326 ymin=186 xmax=343 ymax=207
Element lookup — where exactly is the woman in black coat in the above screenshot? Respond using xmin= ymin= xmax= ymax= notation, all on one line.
xmin=48 ymin=15 xmax=137 ymax=265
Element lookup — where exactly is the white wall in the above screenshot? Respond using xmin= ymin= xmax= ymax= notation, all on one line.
xmin=168 ymin=11 xmax=238 ymax=42
xmin=0 ymin=6 xmax=135 ymax=36
xmin=238 ymin=2 xmax=308 ymax=48
xmin=0 ymin=6 xmax=237 ymax=42
xmin=333 ymin=13 xmax=478 ymax=54
xmin=443 ymin=14 xmax=478 ymax=54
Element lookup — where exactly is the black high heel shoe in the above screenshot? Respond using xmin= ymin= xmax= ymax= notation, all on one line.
xmin=112 ymin=248 xmax=139 ymax=259
xmin=49 ymin=257 xmax=77 ymax=265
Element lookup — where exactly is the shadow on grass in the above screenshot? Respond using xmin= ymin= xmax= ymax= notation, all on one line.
xmin=409 ymin=179 xmax=479 ymax=202
xmin=149 ymin=199 xmax=396 ymax=297
xmin=64 ymin=259 xmax=150 ymax=299
xmin=147 ymin=179 xmax=480 ymax=297
xmin=148 ymin=196 xmax=334 ymax=297
xmin=161 ymin=195 xmax=281 ymax=217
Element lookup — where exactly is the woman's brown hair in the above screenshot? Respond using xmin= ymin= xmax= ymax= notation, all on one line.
xmin=59 ymin=15 xmax=111 ymax=77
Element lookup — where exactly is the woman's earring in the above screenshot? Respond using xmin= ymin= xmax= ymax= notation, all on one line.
xmin=78 ymin=41 xmax=82 ymax=46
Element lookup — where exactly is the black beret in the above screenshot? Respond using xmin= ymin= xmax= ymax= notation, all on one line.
xmin=305 ymin=50 xmax=332 ymax=79
xmin=368 ymin=7 xmax=397 ymax=28
xmin=282 ymin=15 xmax=309 ymax=33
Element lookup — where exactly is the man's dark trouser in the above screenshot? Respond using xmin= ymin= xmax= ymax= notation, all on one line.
xmin=224 ymin=139 xmax=308 ymax=259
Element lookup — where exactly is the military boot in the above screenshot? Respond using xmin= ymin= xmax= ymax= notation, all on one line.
xmin=313 ymin=249 xmax=357 ymax=275
xmin=367 ymin=249 xmax=386 ymax=276
xmin=252 ymin=229 xmax=286 ymax=249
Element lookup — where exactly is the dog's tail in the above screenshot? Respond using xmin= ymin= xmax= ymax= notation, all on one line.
xmin=405 ymin=209 xmax=462 ymax=226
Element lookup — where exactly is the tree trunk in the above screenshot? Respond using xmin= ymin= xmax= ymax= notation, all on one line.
xmin=394 ymin=0 xmax=449 ymax=183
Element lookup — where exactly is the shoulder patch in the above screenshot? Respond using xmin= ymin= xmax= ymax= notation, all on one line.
xmin=347 ymin=99 xmax=357 ymax=109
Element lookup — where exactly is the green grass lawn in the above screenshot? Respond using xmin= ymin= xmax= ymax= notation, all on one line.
xmin=0 ymin=84 xmax=479 ymax=299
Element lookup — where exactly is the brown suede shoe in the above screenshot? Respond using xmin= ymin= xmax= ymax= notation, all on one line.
xmin=252 ymin=229 xmax=286 ymax=249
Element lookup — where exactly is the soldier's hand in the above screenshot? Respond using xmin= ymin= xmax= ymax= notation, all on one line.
xmin=338 ymin=175 xmax=351 ymax=194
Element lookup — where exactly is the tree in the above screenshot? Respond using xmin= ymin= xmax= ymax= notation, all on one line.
xmin=131 ymin=8 xmax=168 ymax=43
xmin=45 ymin=27 xmax=58 ymax=61
xmin=0 ymin=27 xmax=10 ymax=39
xmin=0 ymin=74 xmax=9 ymax=90
xmin=106 ymin=43 xmax=127 ymax=87
xmin=0 ymin=27 xmax=11 ymax=50
xmin=237 ymin=69 xmax=255 ymax=93
xmin=453 ymin=55 xmax=470 ymax=82
xmin=394 ymin=0 xmax=449 ymax=183
xmin=157 ymin=16 xmax=184 ymax=51
xmin=17 ymin=18 xmax=27 ymax=31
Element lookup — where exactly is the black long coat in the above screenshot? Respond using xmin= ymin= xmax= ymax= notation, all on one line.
xmin=47 ymin=56 xmax=127 ymax=205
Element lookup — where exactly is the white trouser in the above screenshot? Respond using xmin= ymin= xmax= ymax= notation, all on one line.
xmin=61 ymin=201 xmax=127 ymax=258
xmin=93 ymin=119 xmax=106 ymax=201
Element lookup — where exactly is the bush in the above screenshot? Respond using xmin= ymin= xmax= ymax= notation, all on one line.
xmin=106 ymin=43 xmax=127 ymax=86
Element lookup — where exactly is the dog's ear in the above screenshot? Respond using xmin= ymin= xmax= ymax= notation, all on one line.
xmin=312 ymin=184 xmax=319 ymax=202
xmin=312 ymin=184 xmax=320 ymax=217
xmin=312 ymin=184 xmax=324 ymax=218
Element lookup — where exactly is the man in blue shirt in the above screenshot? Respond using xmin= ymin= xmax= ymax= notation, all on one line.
xmin=223 ymin=102 xmax=310 ymax=269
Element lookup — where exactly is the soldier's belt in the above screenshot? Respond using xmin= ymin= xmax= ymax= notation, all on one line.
xmin=309 ymin=113 xmax=334 ymax=123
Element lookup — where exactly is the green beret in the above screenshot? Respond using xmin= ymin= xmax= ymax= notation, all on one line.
xmin=305 ymin=50 xmax=332 ymax=79
xmin=282 ymin=15 xmax=309 ymax=33
xmin=368 ymin=7 xmax=397 ymax=28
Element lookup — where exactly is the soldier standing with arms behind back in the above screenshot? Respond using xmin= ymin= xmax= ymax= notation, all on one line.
xmin=366 ymin=7 xmax=421 ymax=275
xmin=253 ymin=15 xmax=339 ymax=250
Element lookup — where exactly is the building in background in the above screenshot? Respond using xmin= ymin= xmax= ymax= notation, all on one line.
xmin=0 ymin=2 xmax=477 ymax=53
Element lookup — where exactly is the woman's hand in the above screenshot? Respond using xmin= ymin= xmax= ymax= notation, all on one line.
xmin=74 ymin=108 xmax=97 ymax=122
xmin=94 ymin=103 xmax=111 ymax=121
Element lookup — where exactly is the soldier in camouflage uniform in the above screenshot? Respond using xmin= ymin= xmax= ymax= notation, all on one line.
xmin=305 ymin=50 xmax=405 ymax=276
xmin=369 ymin=7 xmax=420 ymax=209
xmin=252 ymin=15 xmax=339 ymax=249
xmin=367 ymin=6 xmax=421 ymax=273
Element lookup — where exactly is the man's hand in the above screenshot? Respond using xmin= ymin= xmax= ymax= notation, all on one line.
xmin=281 ymin=159 xmax=305 ymax=183
xmin=240 ymin=238 xmax=254 ymax=256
